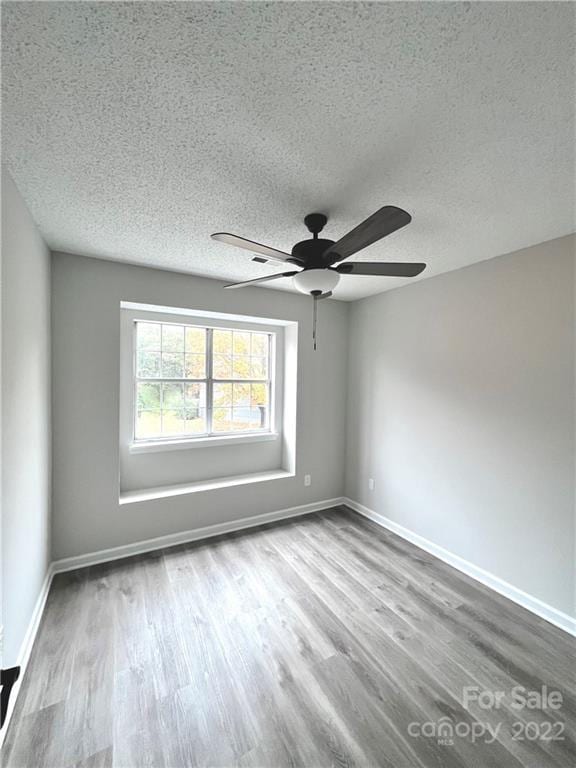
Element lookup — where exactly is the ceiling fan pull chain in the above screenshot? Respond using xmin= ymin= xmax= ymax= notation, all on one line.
xmin=312 ymin=293 xmax=318 ymax=351
xmin=313 ymin=294 xmax=317 ymax=351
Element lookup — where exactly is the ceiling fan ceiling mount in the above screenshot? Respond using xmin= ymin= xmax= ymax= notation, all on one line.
xmin=303 ymin=212 xmax=328 ymax=236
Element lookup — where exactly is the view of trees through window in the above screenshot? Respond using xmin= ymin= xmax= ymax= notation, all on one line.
xmin=135 ymin=321 xmax=272 ymax=440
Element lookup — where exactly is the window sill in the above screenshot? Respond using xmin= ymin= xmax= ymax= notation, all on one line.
xmin=119 ymin=468 xmax=294 ymax=504
xmin=129 ymin=431 xmax=278 ymax=453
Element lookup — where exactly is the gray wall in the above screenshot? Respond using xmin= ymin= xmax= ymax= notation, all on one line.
xmin=1 ymin=169 xmax=51 ymax=665
xmin=346 ymin=235 xmax=575 ymax=616
xmin=51 ymin=252 xmax=348 ymax=560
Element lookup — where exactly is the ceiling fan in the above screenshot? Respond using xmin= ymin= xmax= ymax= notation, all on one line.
xmin=211 ymin=205 xmax=425 ymax=348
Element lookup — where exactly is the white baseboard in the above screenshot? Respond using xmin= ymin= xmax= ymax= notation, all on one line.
xmin=0 ymin=564 xmax=54 ymax=747
xmin=343 ymin=497 xmax=576 ymax=638
xmin=52 ymin=497 xmax=346 ymax=574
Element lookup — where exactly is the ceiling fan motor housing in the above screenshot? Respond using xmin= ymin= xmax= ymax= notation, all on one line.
xmin=291 ymin=238 xmax=335 ymax=268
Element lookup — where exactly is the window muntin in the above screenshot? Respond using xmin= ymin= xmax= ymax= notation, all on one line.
xmin=134 ymin=321 xmax=272 ymax=441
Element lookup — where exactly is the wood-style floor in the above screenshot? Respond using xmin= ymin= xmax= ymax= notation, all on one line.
xmin=3 ymin=506 xmax=575 ymax=768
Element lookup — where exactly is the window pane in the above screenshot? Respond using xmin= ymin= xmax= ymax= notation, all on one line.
xmin=213 ymin=329 xmax=232 ymax=354
xmin=162 ymin=324 xmax=184 ymax=353
xmin=137 ymin=323 xmax=161 ymax=351
xmin=183 ymin=383 xmax=206 ymax=433
xmin=185 ymin=327 xmax=206 ymax=354
xmin=135 ymin=409 xmax=161 ymax=439
xmin=250 ymin=357 xmax=267 ymax=379
xmin=214 ymin=382 xmax=232 ymax=407
xmin=232 ymin=356 xmax=251 ymax=379
xmin=233 ymin=331 xmax=250 ymax=355
xmin=137 ymin=382 xmax=160 ymax=410
xmin=251 ymin=333 xmax=268 ymax=356
xmin=137 ymin=351 xmax=161 ymax=378
xmin=185 ymin=382 xmax=206 ymax=408
xmin=232 ymin=407 xmax=254 ymax=431
xmin=183 ymin=408 xmax=206 ymax=434
xmin=185 ymin=354 xmax=205 ymax=379
xmin=213 ymin=354 xmax=232 ymax=379
xmin=233 ymin=382 xmax=250 ymax=406
xmin=162 ymin=409 xmax=185 ymax=435
xmin=135 ymin=322 xmax=272 ymax=441
xmin=161 ymin=352 xmax=184 ymax=378
xmin=213 ymin=407 xmax=232 ymax=432
xmin=251 ymin=383 xmax=268 ymax=407
xmin=248 ymin=407 xmax=267 ymax=429
xmin=162 ymin=382 xmax=184 ymax=408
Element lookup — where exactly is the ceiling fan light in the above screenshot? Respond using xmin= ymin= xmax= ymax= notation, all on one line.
xmin=293 ymin=269 xmax=340 ymax=295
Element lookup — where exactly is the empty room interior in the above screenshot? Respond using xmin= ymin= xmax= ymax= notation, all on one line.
xmin=1 ymin=2 xmax=575 ymax=767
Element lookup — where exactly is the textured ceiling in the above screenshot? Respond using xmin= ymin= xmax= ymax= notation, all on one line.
xmin=2 ymin=2 xmax=575 ymax=301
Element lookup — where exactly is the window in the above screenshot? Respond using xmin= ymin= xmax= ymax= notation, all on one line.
xmin=134 ymin=321 xmax=273 ymax=441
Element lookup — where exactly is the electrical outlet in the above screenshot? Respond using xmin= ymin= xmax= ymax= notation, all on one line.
xmin=368 ymin=478 xmax=375 ymax=491
xmin=304 ymin=474 xmax=311 ymax=487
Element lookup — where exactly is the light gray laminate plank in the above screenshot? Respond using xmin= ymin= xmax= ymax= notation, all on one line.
xmin=73 ymin=746 xmax=113 ymax=768
xmin=21 ymin=571 xmax=85 ymax=715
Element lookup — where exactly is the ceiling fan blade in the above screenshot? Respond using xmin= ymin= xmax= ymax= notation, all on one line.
xmin=336 ymin=262 xmax=426 ymax=277
xmin=322 ymin=206 xmax=412 ymax=264
xmin=224 ymin=270 xmax=299 ymax=289
xmin=211 ymin=233 xmax=295 ymax=265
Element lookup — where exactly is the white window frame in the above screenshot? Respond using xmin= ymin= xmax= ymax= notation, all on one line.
xmin=133 ymin=320 xmax=276 ymax=443
xmin=124 ymin=312 xmax=282 ymax=452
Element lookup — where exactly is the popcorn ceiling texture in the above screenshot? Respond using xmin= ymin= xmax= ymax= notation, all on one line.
xmin=2 ymin=2 xmax=575 ymax=301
